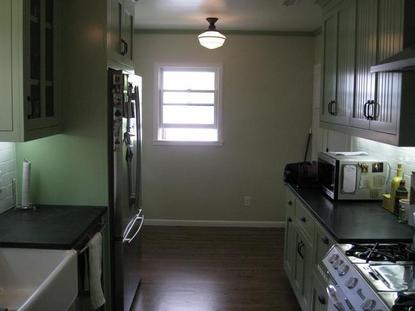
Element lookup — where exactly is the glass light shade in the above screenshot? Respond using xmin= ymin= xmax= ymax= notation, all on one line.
xmin=198 ymin=31 xmax=226 ymax=49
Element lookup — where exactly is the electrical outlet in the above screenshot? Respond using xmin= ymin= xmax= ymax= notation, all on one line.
xmin=243 ymin=196 xmax=251 ymax=207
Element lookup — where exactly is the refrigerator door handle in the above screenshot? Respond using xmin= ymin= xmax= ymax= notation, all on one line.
xmin=123 ymin=214 xmax=144 ymax=244
xmin=122 ymin=216 xmax=136 ymax=240
xmin=122 ymin=209 xmax=143 ymax=239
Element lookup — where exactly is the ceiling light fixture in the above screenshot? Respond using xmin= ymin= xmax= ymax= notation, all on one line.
xmin=198 ymin=17 xmax=226 ymax=50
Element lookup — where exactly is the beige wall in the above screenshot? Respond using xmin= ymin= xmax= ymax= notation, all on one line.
xmin=135 ymin=33 xmax=314 ymax=222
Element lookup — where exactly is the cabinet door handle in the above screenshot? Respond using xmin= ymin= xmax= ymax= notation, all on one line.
xmin=288 ymin=200 xmax=293 ymax=206
xmin=120 ymin=39 xmax=129 ymax=55
xmin=328 ymin=100 xmax=336 ymax=115
xmin=321 ymin=236 xmax=329 ymax=245
xmin=363 ymin=101 xmax=369 ymax=119
xmin=372 ymin=101 xmax=380 ymax=121
xmin=330 ymin=100 xmax=337 ymax=115
xmin=368 ymin=100 xmax=375 ymax=120
xmin=297 ymin=241 xmax=305 ymax=259
xmin=288 ymin=217 xmax=292 ymax=222
xmin=318 ymin=294 xmax=326 ymax=305
xmin=300 ymin=217 xmax=306 ymax=223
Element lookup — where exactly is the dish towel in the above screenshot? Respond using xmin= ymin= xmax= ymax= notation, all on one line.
xmin=88 ymin=232 xmax=106 ymax=309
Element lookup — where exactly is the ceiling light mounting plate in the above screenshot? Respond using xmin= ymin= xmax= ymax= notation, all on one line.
xmin=206 ymin=17 xmax=219 ymax=31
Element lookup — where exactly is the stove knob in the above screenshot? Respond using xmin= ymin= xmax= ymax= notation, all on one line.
xmin=361 ymin=299 xmax=376 ymax=311
xmin=334 ymin=302 xmax=346 ymax=311
xmin=329 ymin=254 xmax=339 ymax=264
xmin=346 ymin=277 xmax=358 ymax=289
xmin=338 ymin=263 xmax=350 ymax=276
xmin=333 ymin=259 xmax=343 ymax=270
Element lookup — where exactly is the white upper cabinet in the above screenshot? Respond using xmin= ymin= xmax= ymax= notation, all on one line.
xmin=0 ymin=0 xmax=60 ymax=142
xmin=108 ymin=0 xmax=135 ymax=69
xmin=319 ymin=0 xmax=415 ymax=146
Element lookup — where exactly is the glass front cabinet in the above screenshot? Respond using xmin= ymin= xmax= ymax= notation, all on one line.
xmin=0 ymin=0 xmax=60 ymax=142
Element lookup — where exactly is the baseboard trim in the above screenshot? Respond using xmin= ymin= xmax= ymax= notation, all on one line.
xmin=144 ymin=219 xmax=285 ymax=228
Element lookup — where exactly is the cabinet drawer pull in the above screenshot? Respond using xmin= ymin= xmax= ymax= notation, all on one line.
xmin=288 ymin=217 xmax=292 ymax=222
xmin=288 ymin=200 xmax=293 ymax=206
xmin=321 ymin=236 xmax=329 ymax=245
xmin=318 ymin=294 xmax=326 ymax=305
xmin=300 ymin=217 xmax=306 ymax=223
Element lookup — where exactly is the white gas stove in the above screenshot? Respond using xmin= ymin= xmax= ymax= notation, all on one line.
xmin=323 ymin=243 xmax=415 ymax=311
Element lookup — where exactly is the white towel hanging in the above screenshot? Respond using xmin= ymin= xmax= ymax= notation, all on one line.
xmin=88 ymin=232 xmax=106 ymax=309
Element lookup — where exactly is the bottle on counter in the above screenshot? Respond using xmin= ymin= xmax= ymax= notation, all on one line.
xmin=395 ymin=180 xmax=408 ymax=215
xmin=398 ymin=199 xmax=410 ymax=224
xmin=391 ymin=164 xmax=404 ymax=206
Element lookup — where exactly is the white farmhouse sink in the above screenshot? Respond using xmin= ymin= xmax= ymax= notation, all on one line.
xmin=0 ymin=248 xmax=78 ymax=311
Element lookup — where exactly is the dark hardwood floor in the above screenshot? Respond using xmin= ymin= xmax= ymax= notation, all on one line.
xmin=132 ymin=226 xmax=301 ymax=311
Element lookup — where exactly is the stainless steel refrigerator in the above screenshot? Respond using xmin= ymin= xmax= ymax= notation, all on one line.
xmin=108 ymin=68 xmax=144 ymax=311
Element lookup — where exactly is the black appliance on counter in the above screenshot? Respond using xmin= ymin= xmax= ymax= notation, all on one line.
xmin=283 ymin=161 xmax=318 ymax=188
xmin=108 ymin=68 xmax=144 ymax=310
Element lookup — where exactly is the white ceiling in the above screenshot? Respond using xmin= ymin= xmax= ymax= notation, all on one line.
xmin=135 ymin=0 xmax=322 ymax=32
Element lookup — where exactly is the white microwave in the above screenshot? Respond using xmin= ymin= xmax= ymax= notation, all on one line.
xmin=318 ymin=152 xmax=389 ymax=200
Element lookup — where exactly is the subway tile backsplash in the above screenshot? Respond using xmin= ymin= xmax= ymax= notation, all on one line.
xmin=352 ymin=137 xmax=415 ymax=191
xmin=0 ymin=143 xmax=16 ymax=214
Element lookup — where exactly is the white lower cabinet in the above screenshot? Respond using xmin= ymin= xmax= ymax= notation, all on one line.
xmin=311 ymin=269 xmax=329 ymax=311
xmin=283 ymin=185 xmax=333 ymax=311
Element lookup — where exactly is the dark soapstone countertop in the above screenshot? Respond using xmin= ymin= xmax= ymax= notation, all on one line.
xmin=287 ymin=184 xmax=414 ymax=243
xmin=0 ymin=205 xmax=106 ymax=249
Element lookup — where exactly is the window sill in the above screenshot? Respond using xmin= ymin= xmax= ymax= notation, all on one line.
xmin=152 ymin=140 xmax=224 ymax=146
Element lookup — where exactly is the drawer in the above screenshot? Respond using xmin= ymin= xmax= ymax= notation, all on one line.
xmin=285 ymin=186 xmax=296 ymax=219
xmin=295 ymin=198 xmax=315 ymax=242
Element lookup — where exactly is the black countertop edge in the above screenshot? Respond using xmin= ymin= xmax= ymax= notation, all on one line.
xmin=286 ymin=183 xmax=413 ymax=243
xmin=0 ymin=205 xmax=107 ymax=250
xmin=60 ymin=205 xmax=107 ymax=250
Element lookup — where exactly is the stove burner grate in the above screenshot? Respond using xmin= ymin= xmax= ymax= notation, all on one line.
xmin=345 ymin=243 xmax=415 ymax=262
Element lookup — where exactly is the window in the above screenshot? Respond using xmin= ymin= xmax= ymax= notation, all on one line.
xmin=155 ymin=64 xmax=222 ymax=144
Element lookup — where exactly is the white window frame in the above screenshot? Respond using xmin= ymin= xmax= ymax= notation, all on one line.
xmin=153 ymin=63 xmax=223 ymax=146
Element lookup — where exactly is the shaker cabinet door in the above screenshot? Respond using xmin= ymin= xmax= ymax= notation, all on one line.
xmin=283 ymin=189 xmax=296 ymax=280
xmin=294 ymin=231 xmax=313 ymax=308
xmin=121 ymin=0 xmax=135 ymax=63
xmin=0 ymin=0 xmax=14 ymax=132
xmin=369 ymin=0 xmax=404 ymax=134
xmin=350 ymin=0 xmax=378 ymax=129
xmin=335 ymin=0 xmax=356 ymax=126
xmin=321 ymin=0 xmax=355 ymax=126
xmin=321 ymin=13 xmax=338 ymax=124
xmin=108 ymin=0 xmax=134 ymax=69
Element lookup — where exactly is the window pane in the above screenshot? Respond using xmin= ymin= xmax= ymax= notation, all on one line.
xmin=163 ymin=106 xmax=214 ymax=124
xmin=163 ymin=71 xmax=215 ymax=91
xmin=163 ymin=92 xmax=214 ymax=104
xmin=164 ymin=128 xmax=218 ymax=141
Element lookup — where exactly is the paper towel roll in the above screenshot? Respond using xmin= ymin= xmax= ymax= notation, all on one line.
xmin=21 ymin=160 xmax=31 ymax=208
